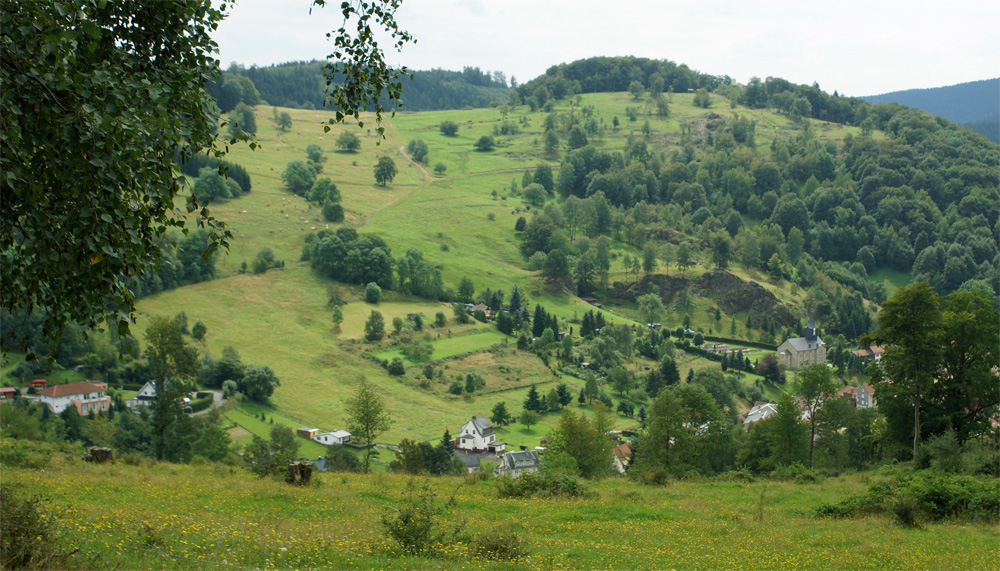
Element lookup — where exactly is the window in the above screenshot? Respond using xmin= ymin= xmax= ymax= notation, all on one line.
xmin=81 ymin=404 xmax=88 ymax=413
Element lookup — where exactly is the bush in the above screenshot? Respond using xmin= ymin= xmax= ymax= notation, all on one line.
xmin=387 ymin=357 xmax=406 ymax=376
xmin=364 ymin=282 xmax=382 ymax=304
xmin=816 ymin=473 xmax=999 ymax=523
xmin=495 ymin=471 xmax=592 ymax=499
xmin=381 ymin=481 xmax=464 ymax=555
xmin=769 ymin=463 xmax=822 ymax=483
xmin=0 ymin=485 xmax=57 ymax=570
xmin=471 ymin=531 xmax=528 ymax=561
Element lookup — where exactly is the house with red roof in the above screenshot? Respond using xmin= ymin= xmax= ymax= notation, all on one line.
xmin=612 ymin=442 xmax=632 ymax=474
xmin=38 ymin=381 xmax=110 ymax=415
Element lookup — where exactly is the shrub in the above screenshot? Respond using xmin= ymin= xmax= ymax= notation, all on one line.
xmin=388 ymin=357 xmax=406 ymax=376
xmin=364 ymin=282 xmax=382 ymax=304
xmin=381 ymin=481 xmax=464 ymax=555
xmin=0 ymin=485 xmax=57 ymax=570
xmin=495 ymin=471 xmax=592 ymax=499
xmin=472 ymin=531 xmax=529 ymax=561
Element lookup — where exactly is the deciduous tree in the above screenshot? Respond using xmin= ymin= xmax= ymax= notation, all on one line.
xmin=345 ymin=381 xmax=392 ymax=473
xmin=373 ymin=156 xmax=397 ymax=186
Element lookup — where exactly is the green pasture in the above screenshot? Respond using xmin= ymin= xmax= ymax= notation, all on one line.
xmin=374 ymin=327 xmax=509 ymax=363
xmin=869 ymin=267 xmax=913 ymax=296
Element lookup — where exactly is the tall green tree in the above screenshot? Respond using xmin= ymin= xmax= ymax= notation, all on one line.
xmin=345 ymin=380 xmax=393 ymax=473
xmin=936 ymin=289 xmax=1000 ymax=444
xmin=863 ymin=281 xmax=942 ymax=460
xmin=796 ymin=364 xmax=836 ymax=468
xmin=143 ymin=316 xmax=199 ymax=461
xmin=768 ymin=393 xmax=808 ymax=467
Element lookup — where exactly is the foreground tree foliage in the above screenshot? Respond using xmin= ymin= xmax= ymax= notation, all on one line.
xmin=1 ymin=1 xmax=414 ymax=351
xmin=1 ymin=1 xmax=233 ymax=347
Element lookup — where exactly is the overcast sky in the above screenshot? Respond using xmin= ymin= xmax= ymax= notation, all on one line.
xmin=214 ymin=0 xmax=999 ymax=97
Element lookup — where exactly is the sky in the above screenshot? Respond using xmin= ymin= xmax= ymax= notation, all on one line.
xmin=214 ymin=0 xmax=999 ymax=97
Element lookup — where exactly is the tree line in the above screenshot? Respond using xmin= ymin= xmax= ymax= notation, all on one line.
xmin=218 ymin=61 xmax=510 ymax=112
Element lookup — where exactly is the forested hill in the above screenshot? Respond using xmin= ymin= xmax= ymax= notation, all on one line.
xmin=210 ymin=61 xmax=510 ymax=112
xmin=511 ymin=56 xmax=999 ymax=314
xmin=862 ymin=78 xmax=1000 ymax=143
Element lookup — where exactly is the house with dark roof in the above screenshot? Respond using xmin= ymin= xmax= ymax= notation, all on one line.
xmin=776 ymin=316 xmax=826 ymax=370
xmin=455 ymin=416 xmax=505 ymax=453
xmin=38 ymin=381 xmax=110 ymax=415
xmin=497 ymin=450 xmax=539 ymax=478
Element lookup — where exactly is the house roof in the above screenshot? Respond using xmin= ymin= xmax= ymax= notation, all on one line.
xmin=0 ymin=387 xmax=17 ymax=394
xmin=782 ymin=336 xmax=825 ymax=352
xmin=467 ymin=416 xmax=494 ymax=436
xmin=37 ymin=381 xmax=107 ymax=398
xmin=743 ymin=402 xmax=778 ymax=425
xmin=501 ymin=450 xmax=539 ymax=470
xmin=613 ymin=442 xmax=631 ymax=462
xmin=458 ymin=455 xmax=482 ymax=469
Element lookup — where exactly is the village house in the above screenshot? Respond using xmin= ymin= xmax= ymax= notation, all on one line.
xmin=612 ymin=442 xmax=632 ymax=475
xmin=741 ymin=401 xmax=779 ymax=430
xmin=455 ymin=416 xmax=506 ymax=454
xmin=776 ymin=316 xmax=827 ymax=370
xmin=468 ymin=304 xmax=492 ymax=319
xmin=497 ymin=450 xmax=540 ymax=478
xmin=38 ymin=381 xmax=110 ymax=415
xmin=0 ymin=387 xmax=19 ymax=401
xmin=314 ymin=430 xmax=351 ymax=446
xmin=297 ymin=427 xmax=319 ymax=440
xmin=856 ymin=384 xmax=876 ymax=409
xmin=851 ymin=345 xmax=884 ymax=364
xmin=125 ymin=380 xmax=159 ymax=412
xmin=838 ymin=384 xmax=877 ymax=409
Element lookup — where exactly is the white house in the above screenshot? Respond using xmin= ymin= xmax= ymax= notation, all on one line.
xmin=497 ymin=450 xmax=539 ymax=478
xmin=455 ymin=416 xmax=505 ymax=453
xmin=38 ymin=381 xmax=110 ymax=415
xmin=125 ymin=380 xmax=159 ymax=412
xmin=742 ymin=401 xmax=779 ymax=430
xmin=314 ymin=430 xmax=352 ymax=446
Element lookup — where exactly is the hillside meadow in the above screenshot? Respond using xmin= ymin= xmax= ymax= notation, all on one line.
xmin=121 ymin=91 xmax=837 ymax=446
xmin=2 ymin=453 xmax=996 ymax=571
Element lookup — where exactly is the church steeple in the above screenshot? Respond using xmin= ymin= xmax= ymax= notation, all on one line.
xmin=804 ymin=315 xmax=818 ymax=341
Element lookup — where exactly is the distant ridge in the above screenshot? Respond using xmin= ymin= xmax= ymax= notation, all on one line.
xmin=862 ymin=78 xmax=999 ymax=142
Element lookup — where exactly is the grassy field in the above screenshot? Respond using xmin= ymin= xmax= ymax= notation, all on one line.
xmin=3 ymin=457 xmax=996 ymax=570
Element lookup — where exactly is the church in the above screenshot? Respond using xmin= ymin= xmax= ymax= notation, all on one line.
xmin=777 ymin=316 xmax=827 ymax=369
